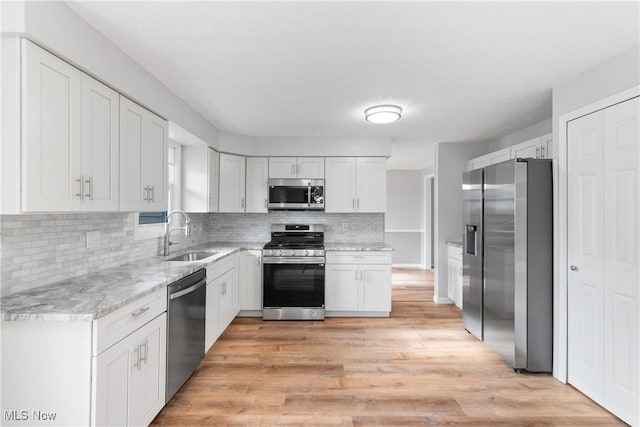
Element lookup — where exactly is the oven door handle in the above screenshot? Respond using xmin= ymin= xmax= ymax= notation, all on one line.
xmin=263 ymin=257 xmax=325 ymax=265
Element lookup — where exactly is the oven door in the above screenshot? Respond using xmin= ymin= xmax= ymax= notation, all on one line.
xmin=263 ymin=258 xmax=325 ymax=308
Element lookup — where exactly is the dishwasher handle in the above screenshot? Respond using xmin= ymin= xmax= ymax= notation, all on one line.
xmin=169 ymin=278 xmax=206 ymax=300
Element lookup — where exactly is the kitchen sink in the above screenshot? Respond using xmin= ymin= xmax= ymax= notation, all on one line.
xmin=165 ymin=252 xmax=217 ymax=262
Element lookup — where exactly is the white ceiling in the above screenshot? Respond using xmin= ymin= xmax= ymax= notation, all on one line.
xmin=67 ymin=1 xmax=639 ymax=169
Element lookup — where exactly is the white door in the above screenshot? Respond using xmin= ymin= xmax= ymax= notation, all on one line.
xmin=359 ymin=265 xmax=391 ymax=311
xmin=246 ymin=157 xmax=269 ymax=213
xmin=142 ymin=111 xmax=168 ymax=211
xmin=325 ymin=157 xmax=356 ymax=212
xmin=268 ymin=157 xmax=297 ymax=179
xmin=92 ymin=330 xmax=136 ymax=426
xmin=208 ymin=148 xmax=219 ymax=212
xmin=81 ymin=74 xmax=119 ymax=211
xmin=205 ymin=280 xmax=221 ymax=352
xmin=119 ymin=96 xmax=145 ymax=211
xmin=355 ymin=157 xmax=386 ymax=213
xmin=22 ymin=39 xmax=82 ymax=212
xmin=510 ymin=137 xmax=541 ymax=159
xmin=602 ymin=98 xmax=638 ymax=425
xmin=297 ymin=157 xmax=325 ymax=179
xmin=568 ymin=108 xmax=605 ymax=405
xmin=130 ymin=314 xmax=166 ymax=427
xmin=239 ymin=251 xmax=263 ymax=311
xmin=325 ymin=264 xmax=359 ymax=311
xmin=219 ymin=153 xmax=246 ymax=212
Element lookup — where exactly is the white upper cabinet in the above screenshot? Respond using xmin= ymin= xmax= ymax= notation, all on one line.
xmin=119 ymin=96 xmax=168 ymax=212
xmin=355 ymin=157 xmax=386 ymax=213
xmin=468 ymin=156 xmax=490 ymax=171
xmin=541 ymin=133 xmax=553 ymax=159
xmin=487 ymin=147 xmax=511 ymax=164
xmin=468 ymin=134 xmax=554 ymax=171
xmin=245 ymin=157 xmax=269 ymax=213
xmin=325 ymin=157 xmax=386 ymax=213
xmin=182 ymin=146 xmax=219 ymax=212
xmin=510 ymin=137 xmax=541 ymax=159
xmin=22 ymin=39 xmax=83 ymax=212
xmin=325 ymin=157 xmax=356 ymax=212
xmin=268 ymin=157 xmax=324 ymax=179
xmin=81 ymin=74 xmax=120 ymax=211
xmin=219 ymin=153 xmax=246 ymax=212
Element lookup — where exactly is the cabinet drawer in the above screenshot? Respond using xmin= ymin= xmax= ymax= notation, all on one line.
xmin=93 ymin=288 xmax=166 ymax=356
xmin=447 ymin=245 xmax=462 ymax=261
xmin=206 ymin=253 xmax=235 ymax=282
xmin=326 ymin=251 xmax=392 ymax=265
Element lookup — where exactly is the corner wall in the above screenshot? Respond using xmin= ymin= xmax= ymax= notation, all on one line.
xmin=434 ymin=141 xmax=488 ymax=303
xmin=385 ymin=170 xmax=424 ymax=266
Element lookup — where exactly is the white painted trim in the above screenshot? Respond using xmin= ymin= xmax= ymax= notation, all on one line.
xmin=392 ymin=263 xmax=424 ymax=268
xmin=325 ymin=311 xmax=390 ymax=318
xmin=433 ymin=296 xmax=453 ymax=304
xmin=385 ymin=229 xmax=424 ymax=233
xmin=555 ymin=85 xmax=640 ymax=383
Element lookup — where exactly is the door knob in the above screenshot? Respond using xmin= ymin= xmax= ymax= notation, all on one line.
xmin=570 ymin=265 xmax=578 ymax=271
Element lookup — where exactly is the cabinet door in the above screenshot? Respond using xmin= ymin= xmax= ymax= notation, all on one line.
xmin=325 ymin=157 xmax=356 ymax=212
xmin=359 ymin=265 xmax=391 ymax=311
xmin=130 ymin=314 xmax=166 ymax=427
xmin=208 ymin=148 xmax=219 ymax=212
xmin=22 ymin=39 xmax=82 ymax=212
xmin=81 ymin=74 xmax=119 ymax=211
xmin=297 ymin=157 xmax=325 ymax=179
xmin=246 ymin=157 xmax=269 ymax=213
xmin=268 ymin=157 xmax=297 ymax=179
xmin=119 ymin=96 xmax=145 ymax=211
xmin=510 ymin=137 xmax=541 ymax=160
xmin=205 ymin=280 xmax=221 ymax=352
xmin=142 ymin=111 xmax=168 ymax=211
xmin=488 ymin=147 xmax=511 ymax=164
xmin=355 ymin=157 xmax=386 ymax=213
xmin=218 ymin=269 xmax=236 ymax=331
xmin=239 ymin=250 xmax=263 ymax=311
xmin=325 ymin=264 xmax=359 ymax=311
xmin=219 ymin=153 xmax=246 ymax=212
xmin=468 ymin=155 xmax=490 ymax=170
xmin=541 ymin=133 xmax=553 ymax=159
xmin=448 ymin=257 xmax=457 ymax=305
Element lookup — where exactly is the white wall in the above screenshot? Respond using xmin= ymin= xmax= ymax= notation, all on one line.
xmin=434 ymin=141 xmax=488 ymax=303
xmin=219 ymin=132 xmax=392 ymax=157
xmin=385 ymin=170 xmax=423 ymax=266
xmin=487 ymin=118 xmax=552 ymax=152
xmin=2 ymin=0 xmax=220 ymax=146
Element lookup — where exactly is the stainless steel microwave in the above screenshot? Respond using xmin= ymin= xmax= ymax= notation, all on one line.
xmin=267 ymin=179 xmax=324 ymax=210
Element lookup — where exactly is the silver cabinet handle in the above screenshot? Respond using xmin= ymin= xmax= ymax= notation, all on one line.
xmin=352 ymin=198 xmax=355 ymax=209
xmin=75 ymin=176 xmax=84 ymax=199
xmin=84 ymin=176 xmax=93 ymax=200
xmin=131 ymin=306 xmax=150 ymax=318
xmin=570 ymin=265 xmax=578 ymax=271
xmin=357 ymin=198 xmax=360 ymax=209
xmin=140 ymin=339 xmax=148 ymax=365
xmin=264 ymin=199 xmax=267 ymax=208
xmin=149 ymin=185 xmax=154 ymax=202
xmin=541 ymin=146 xmax=545 ymax=157
xmin=133 ymin=345 xmax=141 ymax=370
xmin=536 ymin=147 xmax=540 ymax=158
xmin=241 ymin=198 xmax=245 ymax=209
xmin=143 ymin=186 xmax=149 ymax=201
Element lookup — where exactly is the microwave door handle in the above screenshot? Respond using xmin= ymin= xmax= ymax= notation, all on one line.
xmin=307 ymin=183 xmax=312 ymax=207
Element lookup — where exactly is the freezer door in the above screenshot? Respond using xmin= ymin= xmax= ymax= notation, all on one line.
xmin=483 ymin=160 xmax=516 ymax=367
xmin=462 ymin=168 xmax=483 ymax=340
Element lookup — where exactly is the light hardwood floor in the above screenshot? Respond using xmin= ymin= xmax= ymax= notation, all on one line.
xmin=151 ymin=268 xmax=625 ymax=426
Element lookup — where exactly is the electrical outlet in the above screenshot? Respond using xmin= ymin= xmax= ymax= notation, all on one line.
xmin=86 ymin=231 xmax=100 ymax=249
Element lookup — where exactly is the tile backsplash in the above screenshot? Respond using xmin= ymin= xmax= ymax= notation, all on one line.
xmin=0 ymin=211 xmax=384 ymax=297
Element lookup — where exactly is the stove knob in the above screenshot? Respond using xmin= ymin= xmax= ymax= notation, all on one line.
xmin=277 ymin=250 xmax=283 ymax=256
xmin=304 ymin=250 xmax=309 ymax=256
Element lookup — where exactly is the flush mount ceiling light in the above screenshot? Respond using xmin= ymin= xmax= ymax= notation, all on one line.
xmin=364 ymin=104 xmax=402 ymax=124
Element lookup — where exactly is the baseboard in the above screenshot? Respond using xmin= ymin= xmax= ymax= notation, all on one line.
xmin=325 ymin=311 xmax=390 ymax=318
xmin=433 ymin=296 xmax=454 ymax=305
xmin=236 ymin=310 xmax=263 ymax=317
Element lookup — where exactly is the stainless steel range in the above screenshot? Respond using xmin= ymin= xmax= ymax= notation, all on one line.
xmin=262 ymin=224 xmax=325 ymax=320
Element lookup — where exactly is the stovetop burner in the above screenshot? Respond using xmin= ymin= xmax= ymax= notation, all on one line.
xmin=263 ymin=224 xmax=325 ymax=257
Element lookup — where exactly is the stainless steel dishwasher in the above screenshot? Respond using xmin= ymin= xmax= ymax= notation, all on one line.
xmin=166 ymin=268 xmax=206 ymax=402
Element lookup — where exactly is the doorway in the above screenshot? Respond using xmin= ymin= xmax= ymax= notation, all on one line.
xmin=424 ymin=175 xmax=434 ymax=270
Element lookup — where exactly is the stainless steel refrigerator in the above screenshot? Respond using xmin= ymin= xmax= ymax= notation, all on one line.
xmin=462 ymin=158 xmax=553 ymax=372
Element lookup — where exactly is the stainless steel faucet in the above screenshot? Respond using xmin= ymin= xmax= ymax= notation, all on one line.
xmin=164 ymin=210 xmax=191 ymax=256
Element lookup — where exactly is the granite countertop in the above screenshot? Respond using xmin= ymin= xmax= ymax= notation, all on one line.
xmin=0 ymin=241 xmax=266 ymax=323
xmin=446 ymin=241 xmax=463 ymax=248
xmin=325 ymin=242 xmax=394 ymax=251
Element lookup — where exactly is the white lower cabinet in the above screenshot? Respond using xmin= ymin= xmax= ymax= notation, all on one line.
xmin=238 ymin=250 xmax=263 ymax=313
xmin=447 ymin=244 xmax=463 ymax=308
xmin=325 ymin=251 xmax=392 ymax=316
xmin=92 ymin=313 xmax=166 ymax=427
xmin=205 ymin=255 xmax=238 ymax=352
